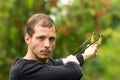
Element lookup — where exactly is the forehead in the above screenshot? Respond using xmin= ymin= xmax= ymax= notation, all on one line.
xmin=33 ymin=24 xmax=56 ymax=37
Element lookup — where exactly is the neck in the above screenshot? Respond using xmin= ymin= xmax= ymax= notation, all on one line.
xmin=23 ymin=52 xmax=48 ymax=64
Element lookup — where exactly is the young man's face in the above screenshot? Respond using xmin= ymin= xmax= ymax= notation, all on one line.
xmin=26 ymin=22 xmax=56 ymax=62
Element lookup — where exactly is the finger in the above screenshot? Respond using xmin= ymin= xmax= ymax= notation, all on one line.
xmin=95 ymin=48 xmax=98 ymax=53
xmin=92 ymin=43 xmax=98 ymax=50
xmin=90 ymin=43 xmax=98 ymax=48
xmin=95 ymin=43 xmax=98 ymax=48
xmin=93 ymin=43 xmax=98 ymax=47
xmin=93 ymin=49 xmax=98 ymax=57
xmin=92 ymin=53 xmax=97 ymax=58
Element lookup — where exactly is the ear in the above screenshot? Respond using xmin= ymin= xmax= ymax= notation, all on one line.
xmin=24 ymin=33 xmax=31 ymax=44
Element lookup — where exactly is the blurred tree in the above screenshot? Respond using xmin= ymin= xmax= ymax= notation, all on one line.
xmin=0 ymin=0 xmax=120 ymax=80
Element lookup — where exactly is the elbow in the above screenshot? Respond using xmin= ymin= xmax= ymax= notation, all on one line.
xmin=76 ymin=67 xmax=83 ymax=78
xmin=66 ymin=62 xmax=83 ymax=79
xmin=72 ymin=69 xmax=83 ymax=80
xmin=78 ymin=70 xmax=83 ymax=78
xmin=73 ymin=65 xmax=83 ymax=79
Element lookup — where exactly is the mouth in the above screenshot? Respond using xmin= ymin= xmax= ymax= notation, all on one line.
xmin=41 ymin=50 xmax=51 ymax=55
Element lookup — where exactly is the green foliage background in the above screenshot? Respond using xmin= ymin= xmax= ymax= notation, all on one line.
xmin=0 ymin=0 xmax=120 ymax=80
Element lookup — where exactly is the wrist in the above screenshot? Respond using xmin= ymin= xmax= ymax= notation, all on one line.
xmin=76 ymin=54 xmax=84 ymax=66
xmin=82 ymin=53 xmax=89 ymax=60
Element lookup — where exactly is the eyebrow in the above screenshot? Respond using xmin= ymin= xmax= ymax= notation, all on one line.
xmin=36 ymin=35 xmax=56 ymax=38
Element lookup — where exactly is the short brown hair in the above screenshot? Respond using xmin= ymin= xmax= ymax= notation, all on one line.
xmin=25 ymin=13 xmax=56 ymax=37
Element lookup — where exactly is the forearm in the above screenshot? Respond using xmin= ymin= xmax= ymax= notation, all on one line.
xmin=43 ymin=62 xmax=83 ymax=80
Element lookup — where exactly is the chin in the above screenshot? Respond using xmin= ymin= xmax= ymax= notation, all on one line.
xmin=40 ymin=55 xmax=49 ymax=60
xmin=40 ymin=57 xmax=49 ymax=63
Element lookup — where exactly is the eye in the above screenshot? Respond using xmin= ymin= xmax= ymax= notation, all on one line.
xmin=49 ymin=37 xmax=56 ymax=42
xmin=37 ymin=36 xmax=45 ymax=41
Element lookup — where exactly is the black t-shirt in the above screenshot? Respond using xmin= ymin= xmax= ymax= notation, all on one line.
xmin=9 ymin=55 xmax=84 ymax=80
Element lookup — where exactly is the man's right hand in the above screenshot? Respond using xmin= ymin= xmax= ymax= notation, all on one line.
xmin=62 ymin=55 xmax=80 ymax=65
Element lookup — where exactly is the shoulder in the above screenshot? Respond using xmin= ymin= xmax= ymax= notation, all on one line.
xmin=10 ymin=57 xmax=25 ymax=71
xmin=9 ymin=57 xmax=24 ymax=80
xmin=11 ymin=57 xmax=45 ymax=71
xmin=48 ymin=58 xmax=63 ymax=66
xmin=9 ymin=57 xmax=44 ymax=80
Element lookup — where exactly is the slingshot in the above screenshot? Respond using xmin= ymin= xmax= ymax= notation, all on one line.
xmin=73 ymin=32 xmax=103 ymax=55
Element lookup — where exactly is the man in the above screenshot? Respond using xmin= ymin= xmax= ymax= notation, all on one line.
xmin=9 ymin=13 xmax=98 ymax=80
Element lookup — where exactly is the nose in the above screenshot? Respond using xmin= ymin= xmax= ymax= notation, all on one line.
xmin=44 ymin=39 xmax=50 ymax=48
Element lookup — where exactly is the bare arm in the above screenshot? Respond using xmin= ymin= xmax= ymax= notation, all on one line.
xmin=62 ymin=43 xmax=98 ymax=65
